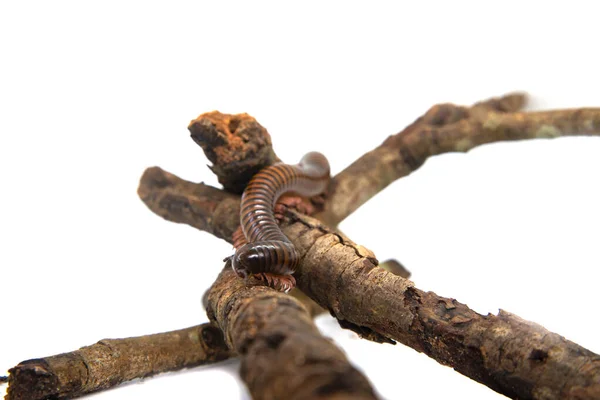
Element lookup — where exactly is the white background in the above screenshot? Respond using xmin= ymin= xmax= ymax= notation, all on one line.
xmin=1 ymin=2 xmax=599 ymax=399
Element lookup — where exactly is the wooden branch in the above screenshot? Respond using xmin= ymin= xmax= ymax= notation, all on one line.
xmin=203 ymin=283 xmax=325 ymax=319
xmin=137 ymin=166 xmax=240 ymax=241
xmin=27 ymin=93 xmax=596 ymax=399
xmin=316 ymin=93 xmax=600 ymax=226
xmin=134 ymin=95 xmax=600 ymax=399
xmin=138 ymin=166 xmax=325 ymax=317
xmin=5 ymin=166 xmax=324 ymax=400
xmin=188 ymin=111 xmax=279 ymax=194
xmin=206 ymin=266 xmax=377 ymax=400
xmin=138 ymin=171 xmax=600 ymax=399
xmin=5 ymin=324 xmax=231 ymax=400
xmin=283 ymin=212 xmax=600 ymax=400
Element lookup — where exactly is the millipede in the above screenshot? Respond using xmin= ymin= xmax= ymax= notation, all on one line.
xmin=229 ymin=152 xmax=330 ymax=291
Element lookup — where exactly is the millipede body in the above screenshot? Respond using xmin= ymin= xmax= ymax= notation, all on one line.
xmin=231 ymin=152 xmax=330 ymax=291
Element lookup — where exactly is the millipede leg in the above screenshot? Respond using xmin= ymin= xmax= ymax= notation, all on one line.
xmin=253 ymin=272 xmax=296 ymax=292
xmin=274 ymin=195 xmax=315 ymax=221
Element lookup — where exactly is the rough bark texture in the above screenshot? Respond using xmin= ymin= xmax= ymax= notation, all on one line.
xmin=5 ymin=324 xmax=230 ymax=400
xmin=282 ymin=212 xmax=600 ymax=400
xmin=206 ymin=266 xmax=377 ymax=400
xmin=138 ymin=166 xmax=240 ymax=241
xmin=188 ymin=111 xmax=279 ymax=194
xmin=202 ymin=281 xmax=325 ymax=319
xmin=316 ymin=93 xmax=600 ymax=226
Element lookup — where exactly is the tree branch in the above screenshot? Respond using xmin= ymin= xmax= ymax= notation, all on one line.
xmin=135 ymin=94 xmax=600 ymax=398
xmin=206 ymin=266 xmax=377 ymax=400
xmin=14 ymin=93 xmax=599 ymax=399
xmin=282 ymin=212 xmax=600 ymax=400
xmin=317 ymin=93 xmax=600 ymax=226
xmin=188 ymin=111 xmax=279 ymax=194
xmin=137 ymin=167 xmax=240 ymax=241
xmin=138 ymin=169 xmax=600 ymax=399
xmin=5 ymin=324 xmax=230 ymax=400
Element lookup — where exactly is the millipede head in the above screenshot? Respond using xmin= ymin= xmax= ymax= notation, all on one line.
xmin=231 ymin=243 xmax=259 ymax=279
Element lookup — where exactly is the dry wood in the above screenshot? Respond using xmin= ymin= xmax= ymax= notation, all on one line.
xmin=138 ymin=171 xmax=600 ymax=399
xmin=283 ymin=212 xmax=600 ymax=400
xmin=8 ymin=93 xmax=600 ymax=400
xmin=317 ymin=93 xmax=600 ymax=226
xmin=206 ymin=266 xmax=377 ymax=400
xmin=5 ymin=324 xmax=230 ymax=400
xmin=188 ymin=111 xmax=279 ymax=194
xmin=136 ymin=93 xmax=600 ymax=399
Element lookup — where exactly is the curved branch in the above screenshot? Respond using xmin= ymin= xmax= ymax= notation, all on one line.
xmin=317 ymin=93 xmax=600 ymax=226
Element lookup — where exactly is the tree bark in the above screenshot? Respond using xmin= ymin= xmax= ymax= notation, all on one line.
xmin=316 ymin=93 xmax=600 ymax=226
xmin=206 ymin=266 xmax=378 ymax=400
xmin=188 ymin=111 xmax=279 ymax=194
xmin=282 ymin=212 xmax=600 ymax=400
xmin=5 ymin=324 xmax=230 ymax=400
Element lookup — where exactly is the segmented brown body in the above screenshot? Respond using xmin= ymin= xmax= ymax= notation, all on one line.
xmin=231 ymin=152 xmax=330 ymax=288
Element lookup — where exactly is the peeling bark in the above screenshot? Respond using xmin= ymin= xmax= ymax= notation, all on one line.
xmin=283 ymin=213 xmax=600 ymax=400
